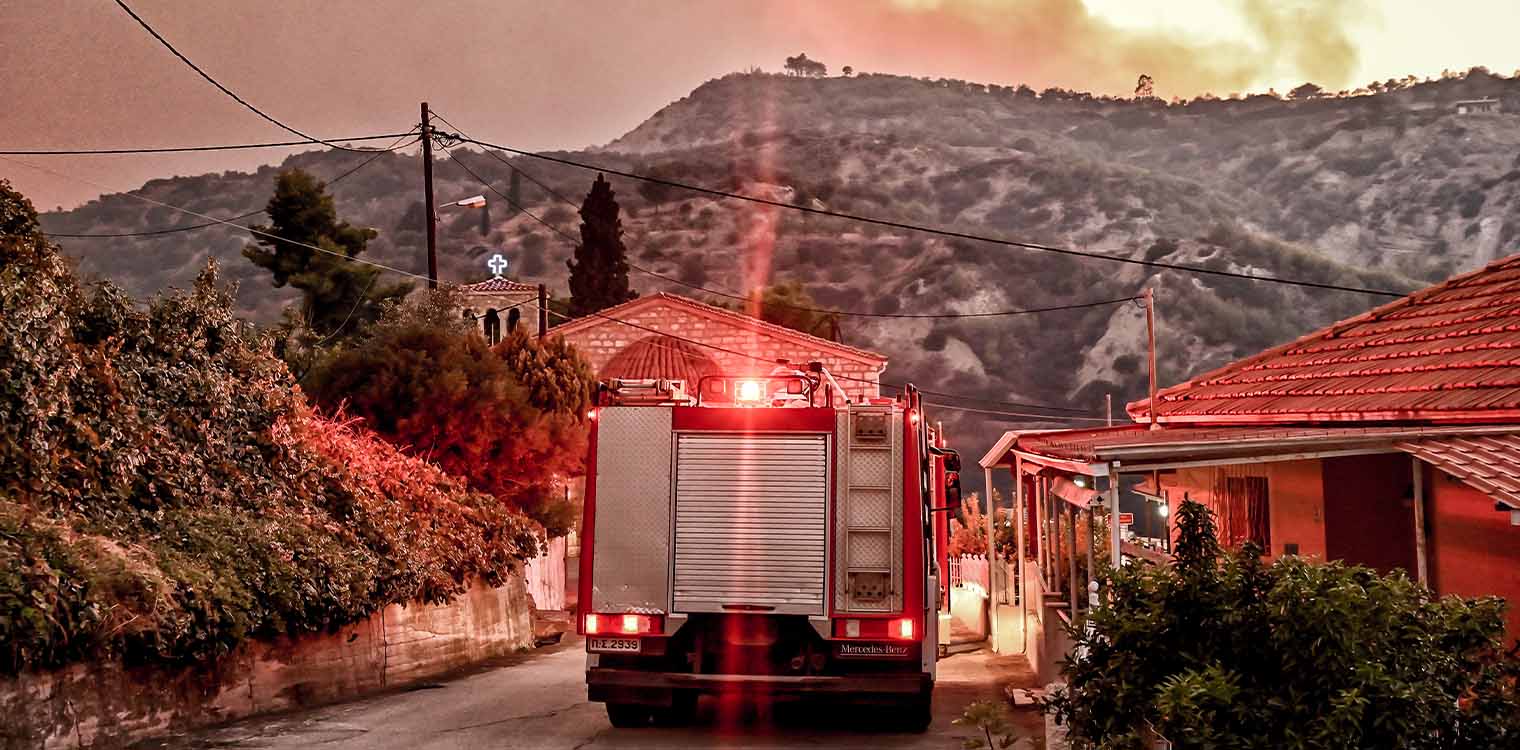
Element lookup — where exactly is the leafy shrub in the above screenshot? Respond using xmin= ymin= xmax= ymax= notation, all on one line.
xmin=306 ymin=291 xmax=596 ymax=536
xmin=0 ymin=181 xmax=537 ymax=674
xmin=1047 ymin=500 xmax=1520 ymax=749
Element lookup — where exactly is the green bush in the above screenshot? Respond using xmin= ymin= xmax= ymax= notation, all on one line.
xmin=1047 ymin=500 xmax=1520 ymax=749
xmin=0 ymin=180 xmax=538 ymax=674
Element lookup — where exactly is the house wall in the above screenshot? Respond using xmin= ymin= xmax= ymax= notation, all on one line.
xmin=555 ymin=304 xmax=882 ymax=400
xmin=1322 ymin=453 xmax=1417 ymax=575
xmin=1426 ymin=469 xmax=1520 ymax=639
xmin=1160 ymin=459 xmax=1327 ymax=559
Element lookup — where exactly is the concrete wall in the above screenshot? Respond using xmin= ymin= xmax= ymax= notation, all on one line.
xmin=0 ymin=576 xmax=533 ymax=750
xmin=555 ymin=302 xmax=883 ymax=401
xmin=1427 ymin=469 xmax=1520 ymax=639
xmin=1161 ymin=459 xmax=1327 ymax=559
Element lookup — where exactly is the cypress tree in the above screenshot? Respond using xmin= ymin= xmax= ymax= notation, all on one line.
xmin=566 ymin=174 xmax=637 ymax=317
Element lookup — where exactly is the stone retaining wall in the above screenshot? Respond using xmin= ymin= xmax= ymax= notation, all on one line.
xmin=0 ymin=575 xmax=533 ymax=750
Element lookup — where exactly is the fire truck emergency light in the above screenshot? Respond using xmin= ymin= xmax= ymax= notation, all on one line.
xmin=736 ymin=380 xmax=764 ymax=402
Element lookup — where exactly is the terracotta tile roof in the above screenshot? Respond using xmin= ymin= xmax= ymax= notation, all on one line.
xmin=601 ymin=335 xmax=722 ymax=385
xmin=1131 ymin=254 xmax=1520 ymax=425
xmin=1003 ymin=423 xmax=1520 ymax=464
xmin=459 ymin=277 xmax=537 ymax=293
xmin=549 ymin=292 xmax=888 ymax=366
xmin=1395 ymin=433 xmax=1520 ymax=509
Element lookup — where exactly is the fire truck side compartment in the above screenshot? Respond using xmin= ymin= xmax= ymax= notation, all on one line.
xmin=590 ymin=406 xmax=674 ymax=614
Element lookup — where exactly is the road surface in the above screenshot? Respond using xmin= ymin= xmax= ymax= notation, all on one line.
xmin=146 ymin=637 xmax=1038 ymax=749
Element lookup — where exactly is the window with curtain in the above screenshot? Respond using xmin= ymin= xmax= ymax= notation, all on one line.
xmin=1208 ymin=469 xmax=1270 ymax=550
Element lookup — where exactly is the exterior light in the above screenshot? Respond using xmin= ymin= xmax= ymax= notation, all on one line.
xmin=893 ymin=618 xmax=915 ymax=640
xmin=585 ymin=613 xmax=600 ymax=634
xmin=441 ymin=194 xmax=487 ymax=209
xmin=1157 ymin=503 xmax=1169 ymax=517
xmin=845 ymin=619 xmax=861 ymax=638
xmin=622 ymin=614 xmax=641 ymax=634
xmin=1073 ymin=475 xmax=1089 ymax=488
xmin=587 ymin=408 xmax=598 ymax=421
xmin=909 ymin=410 xmax=920 ymax=424
xmin=736 ymin=380 xmax=764 ymax=402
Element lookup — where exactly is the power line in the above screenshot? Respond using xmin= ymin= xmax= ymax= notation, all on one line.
xmin=43 ymin=133 xmax=419 ymax=238
xmin=452 ymin=134 xmax=1406 ymax=298
xmin=0 ymin=133 xmax=416 ymax=156
xmin=13 ymin=152 xmax=1101 ymax=419
xmin=3 ymin=154 xmax=433 ymax=286
xmin=112 ymin=0 xmax=400 ymax=154
xmin=443 ymin=144 xmax=1140 ymax=322
xmin=531 ymin=296 xmax=1102 ymax=418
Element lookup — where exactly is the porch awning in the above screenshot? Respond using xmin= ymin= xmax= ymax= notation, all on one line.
xmin=1050 ymin=477 xmax=1100 ymax=509
xmin=1396 ymin=434 xmax=1520 ymax=510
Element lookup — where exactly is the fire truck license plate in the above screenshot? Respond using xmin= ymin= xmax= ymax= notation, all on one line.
xmin=588 ymin=638 xmax=641 ymax=653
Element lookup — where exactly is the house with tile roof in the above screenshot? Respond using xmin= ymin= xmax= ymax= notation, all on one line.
xmin=548 ymin=292 xmax=888 ymax=401
xmin=980 ymin=254 xmax=1520 ymax=680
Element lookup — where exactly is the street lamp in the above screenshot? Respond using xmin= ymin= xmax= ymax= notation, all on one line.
xmin=441 ymin=195 xmax=487 ymax=210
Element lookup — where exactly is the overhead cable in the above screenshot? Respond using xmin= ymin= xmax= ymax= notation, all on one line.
xmin=112 ymin=0 xmax=402 ymax=153
xmin=43 ymin=132 xmax=419 ymax=238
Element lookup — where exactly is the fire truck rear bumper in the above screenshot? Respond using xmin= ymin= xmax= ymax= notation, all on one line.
xmin=587 ymin=668 xmax=930 ymax=706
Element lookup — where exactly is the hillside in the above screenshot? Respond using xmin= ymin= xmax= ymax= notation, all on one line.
xmin=38 ymin=69 xmax=1520 ymax=448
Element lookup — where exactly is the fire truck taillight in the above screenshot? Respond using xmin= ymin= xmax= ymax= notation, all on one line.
xmin=585 ymin=612 xmax=660 ymax=635
xmin=892 ymin=618 xmax=915 ymax=640
xmin=586 ymin=408 xmax=598 ymax=421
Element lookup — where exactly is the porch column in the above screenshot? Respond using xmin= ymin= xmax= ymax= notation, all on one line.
xmin=1015 ymin=456 xmax=1026 ymax=654
xmin=985 ymin=463 xmax=997 ymax=648
xmin=1412 ymin=459 xmax=1429 ymax=585
xmin=1067 ymin=503 xmax=1079 ymax=621
xmin=1107 ymin=462 xmax=1122 ymax=568
xmin=1015 ymin=453 xmax=1027 ymax=611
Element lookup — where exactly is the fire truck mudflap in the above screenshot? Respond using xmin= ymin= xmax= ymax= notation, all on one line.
xmin=578 ymin=374 xmax=955 ymax=731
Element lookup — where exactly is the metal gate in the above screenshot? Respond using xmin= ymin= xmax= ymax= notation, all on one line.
xmin=672 ymin=433 xmax=829 ymax=615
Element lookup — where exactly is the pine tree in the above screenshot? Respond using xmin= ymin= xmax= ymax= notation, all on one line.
xmin=243 ymin=169 xmax=411 ymax=338
xmin=566 ymin=174 xmax=637 ymax=317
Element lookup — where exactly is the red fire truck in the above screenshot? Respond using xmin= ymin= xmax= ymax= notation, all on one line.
xmin=576 ymin=364 xmax=962 ymax=730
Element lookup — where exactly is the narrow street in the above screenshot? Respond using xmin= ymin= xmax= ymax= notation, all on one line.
xmin=145 ymin=638 xmax=1038 ymax=750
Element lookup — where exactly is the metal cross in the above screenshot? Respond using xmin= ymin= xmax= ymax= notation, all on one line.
xmin=487 ymin=253 xmax=509 ymax=277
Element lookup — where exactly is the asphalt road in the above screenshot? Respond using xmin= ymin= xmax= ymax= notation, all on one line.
xmin=151 ymin=637 xmax=1039 ymax=750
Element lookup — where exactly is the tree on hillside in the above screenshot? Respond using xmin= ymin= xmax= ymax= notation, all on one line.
xmin=305 ymin=290 xmax=597 ymax=535
xmin=1135 ymin=74 xmax=1155 ymax=99
xmin=842 ymin=65 xmax=853 ymax=77
xmin=243 ymin=169 xmax=411 ymax=368
xmin=1289 ymin=82 xmax=1324 ymax=100
xmin=783 ymin=53 xmax=827 ymax=77
xmin=728 ymin=280 xmax=843 ymax=342
xmin=566 ymin=174 xmax=637 ymax=318
xmin=636 ymin=166 xmax=675 ymax=214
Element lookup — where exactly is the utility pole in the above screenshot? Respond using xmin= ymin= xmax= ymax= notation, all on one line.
xmin=1145 ymin=288 xmax=1158 ymax=430
xmin=537 ymin=284 xmax=548 ymax=340
xmin=421 ymin=102 xmax=438 ymax=289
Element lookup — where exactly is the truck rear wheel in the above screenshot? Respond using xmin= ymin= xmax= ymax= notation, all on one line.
xmin=899 ymin=686 xmax=933 ymax=732
xmin=606 ymin=703 xmax=652 ymax=728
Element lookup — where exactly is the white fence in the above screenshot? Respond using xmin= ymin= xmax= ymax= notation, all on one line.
xmin=524 ymin=536 xmax=567 ymax=611
xmin=948 ymin=554 xmax=991 ymax=592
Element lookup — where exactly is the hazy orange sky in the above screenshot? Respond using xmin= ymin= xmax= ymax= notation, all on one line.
xmin=4 ymin=0 xmax=1518 ymax=210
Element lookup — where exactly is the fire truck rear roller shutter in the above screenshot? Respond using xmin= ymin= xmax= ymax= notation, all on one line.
xmin=673 ymin=433 xmax=830 ymax=616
